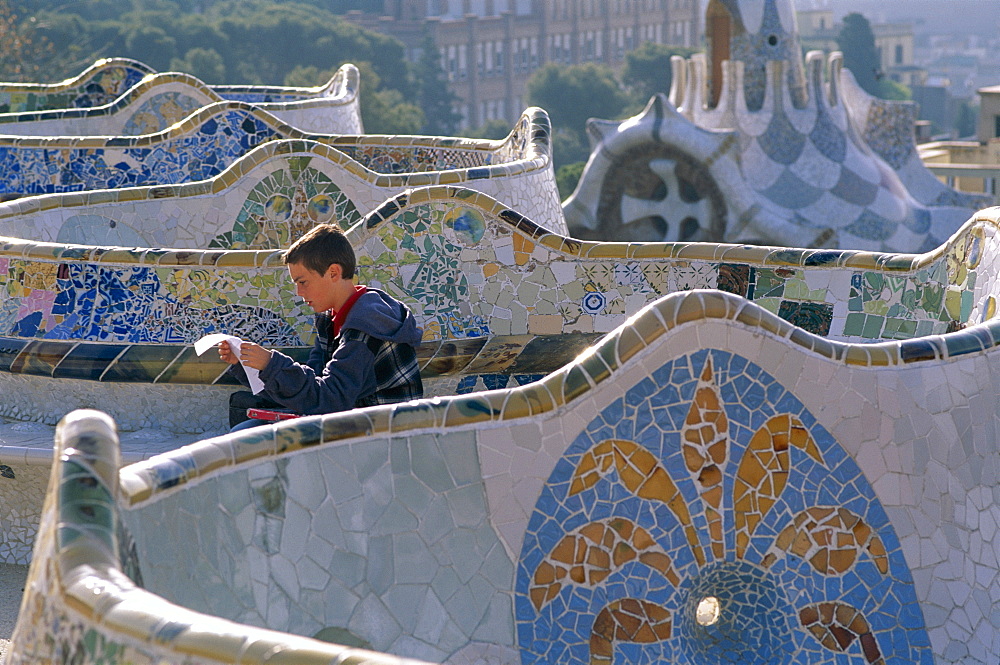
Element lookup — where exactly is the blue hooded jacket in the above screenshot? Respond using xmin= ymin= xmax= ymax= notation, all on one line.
xmin=230 ymin=288 xmax=423 ymax=415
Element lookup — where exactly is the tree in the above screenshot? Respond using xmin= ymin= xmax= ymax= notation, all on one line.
xmin=622 ymin=42 xmax=697 ymax=104
xmin=556 ymin=161 xmax=586 ymax=200
xmin=549 ymin=128 xmax=590 ymax=172
xmin=877 ymin=78 xmax=911 ymax=101
xmin=0 ymin=1 xmax=54 ymax=82
xmin=171 ymin=47 xmax=226 ymax=83
xmin=836 ymin=12 xmax=881 ymax=97
xmin=463 ymin=118 xmax=514 ymax=140
xmin=284 ymin=65 xmax=339 ymax=88
xmin=15 ymin=0 xmax=424 ymax=132
xmin=123 ymin=23 xmax=178 ymax=71
xmin=364 ymin=88 xmax=425 ymax=134
xmin=524 ymin=62 xmax=628 ymax=169
xmin=414 ymin=34 xmax=461 ymax=135
xmin=352 ymin=62 xmax=424 ymax=135
xmin=526 ymin=63 xmax=628 ymax=138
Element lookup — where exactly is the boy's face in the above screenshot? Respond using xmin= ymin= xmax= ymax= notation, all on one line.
xmin=288 ymin=262 xmax=340 ymax=313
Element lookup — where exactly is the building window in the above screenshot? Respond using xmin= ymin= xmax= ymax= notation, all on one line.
xmin=553 ymin=34 xmax=570 ymax=64
xmin=895 ymin=44 xmax=903 ymax=64
xmin=994 ymin=115 xmax=1000 ymax=139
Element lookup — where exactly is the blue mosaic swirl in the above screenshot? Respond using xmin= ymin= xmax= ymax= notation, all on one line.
xmin=0 ymin=108 xmax=278 ymax=197
xmin=7 ymin=264 xmax=302 ymax=345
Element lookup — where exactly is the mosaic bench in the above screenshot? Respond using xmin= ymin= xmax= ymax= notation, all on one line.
xmin=0 ymin=65 xmax=362 ymax=136
xmin=10 ymin=262 xmax=1000 ymax=663
xmin=0 ymin=191 xmax=990 ymax=435
xmin=0 ymin=56 xmax=356 ymax=113
xmin=0 ymin=191 xmax=993 ymax=576
xmin=0 ymin=112 xmax=561 ymax=253
xmin=0 ymin=97 xmax=554 ymax=214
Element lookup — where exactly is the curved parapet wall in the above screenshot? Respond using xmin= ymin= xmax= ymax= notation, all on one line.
xmin=7 ymin=409 xmax=433 ymax=665
xmin=0 ymin=112 xmax=560 ymax=251
xmin=10 ymin=269 xmax=1000 ymax=663
xmin=0 ymin=190 xmax=992 ymax=434
xmin=0 ymin=58 xmax=154 ymax=114
xmin=0 ymin=56 xmax=358 ymax=115
xmin=0 ymin=64 xmax=362 ymax=136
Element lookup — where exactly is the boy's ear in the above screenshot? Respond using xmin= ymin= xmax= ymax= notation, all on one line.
xmin=325 ymin=263 xmax=342 ymax=280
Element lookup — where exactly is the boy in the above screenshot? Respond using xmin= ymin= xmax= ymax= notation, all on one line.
xmin=220 ymin=223 xmax=423 ymax=429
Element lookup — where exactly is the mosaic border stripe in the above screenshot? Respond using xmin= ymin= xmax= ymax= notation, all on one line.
xmin=1 ymin=188 xmax=990 ymax=272
xmin=0 ymin=57 xmax=154 ymax=98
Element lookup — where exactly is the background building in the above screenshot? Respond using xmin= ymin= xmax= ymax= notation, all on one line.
xmin=344 ymin=0 xmax=700 ymax=129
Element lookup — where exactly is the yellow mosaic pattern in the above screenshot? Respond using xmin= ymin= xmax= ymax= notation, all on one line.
xmin=764 ymin=507 xmax=889 ymax=576
xmin=681 ymin=359 xmax=728 ymax=559
xmin=529 ymin=517 xmax=680 ymax=612
xmin=590 ymin=599 xmax=673 ymax=665
xmin=734 ymin=414 xmax=823 ymax=559
xmin=568 ymin=439 xmax=706 ymax=567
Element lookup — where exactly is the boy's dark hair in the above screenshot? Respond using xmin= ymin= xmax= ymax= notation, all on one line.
xmin=282 ymin=224 xmax=356 ymax=278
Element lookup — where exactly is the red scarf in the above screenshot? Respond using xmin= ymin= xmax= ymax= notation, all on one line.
xmin=331 ymin=285 xmax=367 ymax=337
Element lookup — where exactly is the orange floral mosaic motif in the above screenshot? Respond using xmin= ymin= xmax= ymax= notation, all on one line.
xmin=799 ymin=602 xmax=885 ymax=665
xmin=569 ymin=438 xmax=706 ymax=566
xmin=733 ymin=414 xmax=824 ymax=559
xmin=530 ymin=518 xmax=679 ymax=611
xmin=681 ymin=358 xmax=728 ymax=559
xmin=763 ymin=506 xmax=889 ymax=575
xmin=590 ymin=599 xmax=672 ymax=665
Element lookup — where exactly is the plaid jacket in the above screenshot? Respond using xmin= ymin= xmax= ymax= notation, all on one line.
xmin=315 ymin=312 xmax=423 ymax=408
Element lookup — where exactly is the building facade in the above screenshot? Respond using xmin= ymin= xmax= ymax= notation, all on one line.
xmin=344 ymin=0 xmax=700 ymax=129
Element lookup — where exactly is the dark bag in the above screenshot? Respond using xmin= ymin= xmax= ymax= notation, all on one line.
xmin=228 ymin=390 xmax=283 ymax=428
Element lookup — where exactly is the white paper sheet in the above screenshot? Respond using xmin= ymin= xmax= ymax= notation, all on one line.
xmin=194 ymin=333 xmax=265 ymax=395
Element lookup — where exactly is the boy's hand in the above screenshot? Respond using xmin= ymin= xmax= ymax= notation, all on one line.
xmin=236 ymin=341 xmax=273 ymax=371
xmin=218 ymin=340 xmax=239 ymax=365
xmin=218 ymin=340 xmax=273 ymax=370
